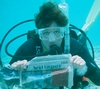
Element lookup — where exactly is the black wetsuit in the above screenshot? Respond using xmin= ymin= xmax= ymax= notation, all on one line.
xmin=9 ymin=37 xmax=100 ymax=89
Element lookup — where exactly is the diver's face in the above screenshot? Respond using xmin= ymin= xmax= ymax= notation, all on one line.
xmin=40 ymin=22 xmax=64 ymax=50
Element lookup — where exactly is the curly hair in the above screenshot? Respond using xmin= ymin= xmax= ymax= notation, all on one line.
xmin=35 ymin=1 xmax=68 ymax=29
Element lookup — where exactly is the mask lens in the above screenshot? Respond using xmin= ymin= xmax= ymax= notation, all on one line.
xmin=38 ymin=27 xmax=65 ymax=40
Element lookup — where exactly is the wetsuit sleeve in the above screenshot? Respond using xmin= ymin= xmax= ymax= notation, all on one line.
xmin=70 ymin=37 xmax=100 ymax=85
xmin=9 ymin=38 xmax=36 ymax=64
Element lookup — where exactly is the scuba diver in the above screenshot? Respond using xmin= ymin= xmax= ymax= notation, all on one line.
xmin=2 ymin=1 xmax=100 ymax=89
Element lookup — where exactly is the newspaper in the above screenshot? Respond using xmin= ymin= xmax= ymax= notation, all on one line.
xmin=26 ymin=54 xmax=71 ymax=71
xmin=0 ymin=54 xmax=73 ymax=89
xmin=22 ymin=54 xmax=73 ymax=88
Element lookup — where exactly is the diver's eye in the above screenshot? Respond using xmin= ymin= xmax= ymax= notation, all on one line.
xmin=42 ymin=32 xmax=50 ymax=36
xmin=54 ymin=31 xmax=60 ymax=34
xmin=53 ymin=30 xmax=60 ymax=35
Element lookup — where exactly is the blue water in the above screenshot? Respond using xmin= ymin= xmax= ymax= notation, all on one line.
xmin=0 ymin=0 xmax=100 ymax=64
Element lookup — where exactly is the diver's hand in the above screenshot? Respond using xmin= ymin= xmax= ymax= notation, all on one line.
xmin=11 ymin=60 xmax=28 ymax=70
xmin=70 ymin=55 xmax=86 ymax=68
xmin=70 ymin=55 xmax=87 ymax=76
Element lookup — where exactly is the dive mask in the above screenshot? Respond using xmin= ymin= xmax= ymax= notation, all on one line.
xmin=38 ymin=27 xmax=65 ymax=41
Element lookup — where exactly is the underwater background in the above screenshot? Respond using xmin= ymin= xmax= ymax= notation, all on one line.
xmin=0 ymin=0 xmax=100 ymax=89
xmin=0 ymin=0 xmax=100 ymax=65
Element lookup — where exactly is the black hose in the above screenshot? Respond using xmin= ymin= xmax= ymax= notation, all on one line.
xmin=5 ymin=33 xmax=49 ymax=59
xmin=70 ymin=24 xmax=87 ymax=55
xmin=0 ymin=19 xmax=94 ymax=67
xmin=5 ymin=24 xmax=94 ymax=60
xmin=0 ymin=43 xmax=3 ymax=67
xmin=0 ymin=19 xmax=35 ymax=67
xmin=70 ymin=24 xmax=94 ymax=60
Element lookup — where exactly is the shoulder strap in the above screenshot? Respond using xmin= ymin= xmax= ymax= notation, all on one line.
xmin=70 ymin=30 xmax=78 ymax=40
xmin=27 ymin=30 xmax=38 ymax=39
xmin=27 ymin=30 xmax=42 ymax=55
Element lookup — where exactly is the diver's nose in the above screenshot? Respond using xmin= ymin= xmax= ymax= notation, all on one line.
xmin=48 ymin=33 xmax=56 ymax=42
